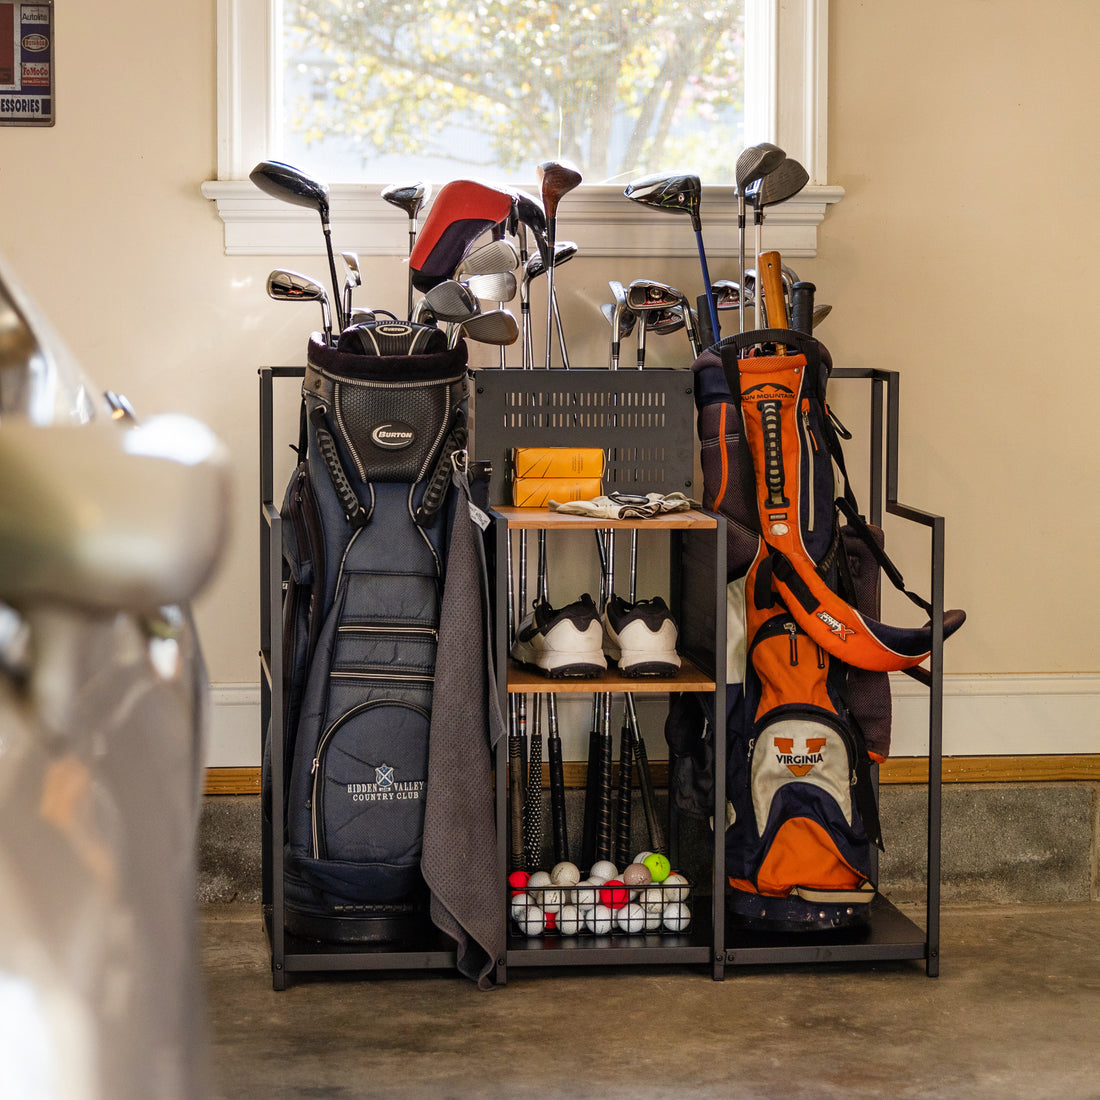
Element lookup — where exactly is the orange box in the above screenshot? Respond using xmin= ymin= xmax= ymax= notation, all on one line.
xmin=511 ymin=476 xmax=603 ymax=508
xmin=512 ymin=446 xmax=605 ymax=480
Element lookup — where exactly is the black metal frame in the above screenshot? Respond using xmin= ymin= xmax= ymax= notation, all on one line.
xmin=257 ymin=364 xmax=946 ymax=985
xmin=718 ymin=368 xmax=943 ymax=975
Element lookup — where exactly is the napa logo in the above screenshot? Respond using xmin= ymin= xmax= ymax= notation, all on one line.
xmin=773 ymin=735 xmax=827 ymax=778
xmin=371 ymin=421 xmax=415 ymax=449
xmin=22 ymin=33 xmax=48 ymax=51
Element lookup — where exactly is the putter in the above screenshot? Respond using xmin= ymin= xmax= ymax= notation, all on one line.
xmin=734 ymin=144 xmax=786 ymax=334
xmin=536 ymin=160 xmax=582 ymax=369
xmin=381 ymin=180 xmax=430 ymax=319
xmin=250 ymin=160 xmax=346 ymax=331
xmin=623 ymin=171 xmax=721 ymax=342
xmin=267 ymin=268 xmax=333 ymax=346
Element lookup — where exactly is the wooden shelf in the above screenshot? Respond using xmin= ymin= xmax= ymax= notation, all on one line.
xmin=493 ymin=506 xmax=716 ymax=531
xmin=507 ymin=656 xmax=715 ymax=694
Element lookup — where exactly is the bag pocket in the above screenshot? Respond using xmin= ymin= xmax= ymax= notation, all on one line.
xmin=309 ymin=697 xmax=430 ymax=872
xmin=746 ymin=709 xmax=873 ymax=896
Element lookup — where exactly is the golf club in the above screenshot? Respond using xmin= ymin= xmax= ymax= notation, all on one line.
xmin=536 ymin=160 xmax=582 ymax=369
xmin=250 ymin=160 xmax=346 ymax=331
xmin=623 ymin=171 xmax=721 ymax=342
xmin=267 ymin=268 xmax=333 ymax=346
xmin=746 ymin=158 xmax=809 ymax=329
xmin=340 ymin=251 xmax=361 ymax=325
xmin=411 ymin=278 xmax=479 ymax=325
xmin=381 ymin=180 xmax=430 ymax=319
xmin=734 ymin=144 xmax=786 ymax=333
xmin=520 ymin=242 xmax=577 ymax=370
xmin=454 ymin=238 xmax=520 ymax=281
xmin=461 ymin=271 xmax=517 ymax=305
xmin=447 ymin=308 xmax=520 ymax=349
xmin=626 ymin=279 xmax=702 ymax=357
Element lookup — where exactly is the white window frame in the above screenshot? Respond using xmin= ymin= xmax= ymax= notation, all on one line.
xmin=202 ymin=0 xmax=842 ymax=259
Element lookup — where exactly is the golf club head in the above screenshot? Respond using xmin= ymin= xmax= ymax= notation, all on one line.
xmin=711 ymin=280 xmax=749 ymax=309
xmin=449 ymin=308 xmax=520 ymax=349
xmin=522 ymin=241 xmax=578 ymax=285
xmin=735 ymin=143 xmax=786 ymax=195
xmin=812 ymin=303 xmax=832 ymax=327
xmin=749 ymin=158 xmax=810 ymax=212
xmin=601 ymin=300 xmax=637 ymax=338
xmin=513 ymin=191 xmax=547 ymax=239
xmin=418 ymin=279 xmax=480 ymax=323
xmin=645 ymin=306 xmax=686 ymax=336
xmin=462 ymin=271 xmax=518 ymax=303
xmin=626 ymin=279 xmax=687 ymax=314
xmin=340 ymin=251 xmax=361 ymax=288
xmin=380 ymin=180 xmax=431 ymax=221
xmin=266 ymin=268 xmax=332 ymax=342
xmin=250 ymin=160 xmax=331 ymax=221
xmin=455 ymin=238 xmax=520 ymax=280
xmin=409 ymin=179 xmax=515 ymax=291
xmin=536 ymin=160 xmax=583 ymax=222
xmin=623 ymin=172 xmax=702 ymax=231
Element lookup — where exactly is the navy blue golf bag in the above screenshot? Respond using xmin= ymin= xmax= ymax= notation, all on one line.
xmin=269 ymin=321 xmax=471 ymax=944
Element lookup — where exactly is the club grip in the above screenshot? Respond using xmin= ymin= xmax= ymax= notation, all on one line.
xmin=546 ymin=730 xmax=569 ymax=865
xmin=523 ymin=712 xmax=544 ymax=869
xmin=613 ymin=722 xmax=634 ymax=869
xmin=594 ymin=732 xmax=615 ymax=863
xmin=790 ymin=281 xmax=816 ymax=334
xmin=632 ymin=727 xmax=666 ymax=856
xmin=759 ymin=251 xmax=788 ymax=332
xmin=508 ymin=732 xmax=525 ymax=872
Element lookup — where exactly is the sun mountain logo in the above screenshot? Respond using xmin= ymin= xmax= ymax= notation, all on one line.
xmin=742 ymin=382 xmax=794 ymax=398
xmin=371 ymin=421 xmax=415 ymax=450
xmin=774 ymin=735 xmax=827 ymax=777
xmin=817 ymin=610 xmax=856 ymax=641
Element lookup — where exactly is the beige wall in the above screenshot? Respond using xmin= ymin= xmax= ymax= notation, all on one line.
xmin=1 ymin=2 xmax=1096 ymax=707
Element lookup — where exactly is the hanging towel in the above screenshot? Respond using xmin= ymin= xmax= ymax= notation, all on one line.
xmin=421 ymin=457 xmax=507 ymax=988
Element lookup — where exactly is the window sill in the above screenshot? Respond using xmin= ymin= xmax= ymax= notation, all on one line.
xmin=200 ymin=180 xmax=845 ymax=260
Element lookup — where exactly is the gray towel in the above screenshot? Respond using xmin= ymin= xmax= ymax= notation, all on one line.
xmin=421 ymin=461 xmax=506 ymax=988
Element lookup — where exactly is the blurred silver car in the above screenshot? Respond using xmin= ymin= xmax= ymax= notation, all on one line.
xmin=0 ymin=259 xmax=229 ymax=1098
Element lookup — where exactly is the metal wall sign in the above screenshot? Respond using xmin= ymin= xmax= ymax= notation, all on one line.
xmin=0 ymin=1 xmax=52 ymax=126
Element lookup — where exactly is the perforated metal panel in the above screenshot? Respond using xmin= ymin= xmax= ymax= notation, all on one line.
xmin=470 ymin=369 xmax=696 ymax=505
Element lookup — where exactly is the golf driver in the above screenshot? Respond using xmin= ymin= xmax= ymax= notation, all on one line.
xmin=734 ymin=144 xmax=786 ymax=333
xmin=536 ymin=160 xmax=582 ymax=369
xmin=267 ymin=268 xmax=333 ymax=345
xmin=623 ymin=171 xmax=721 ymax=342
xmin=381 ymin=180 xmax=430 ymax=319
xmin=745 ymin=158 xmax=809 ymax=328
xmin=250 ymin=160 xmax=346 ymax=331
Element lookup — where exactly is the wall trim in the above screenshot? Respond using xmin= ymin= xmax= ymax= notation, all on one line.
xmin=206 ymin=673 xmax=1100 ymax=771
xmin=204 ymin=754 xmax=1100 ymax=796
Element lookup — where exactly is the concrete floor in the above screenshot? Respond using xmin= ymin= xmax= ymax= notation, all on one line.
xmin=201 ymin=901 xmax=1100 ymax=1099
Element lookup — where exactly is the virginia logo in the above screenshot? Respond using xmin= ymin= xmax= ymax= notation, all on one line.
xmin=774 ymin=736 xmax=827 ymax=777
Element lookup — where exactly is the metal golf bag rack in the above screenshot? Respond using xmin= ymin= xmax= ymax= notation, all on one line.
xmin=258 ymin=328 xmax=472 ymax=988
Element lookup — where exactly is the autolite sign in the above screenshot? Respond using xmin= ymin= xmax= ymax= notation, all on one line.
xmin=0 ymin=1 xmax=52 ymax=125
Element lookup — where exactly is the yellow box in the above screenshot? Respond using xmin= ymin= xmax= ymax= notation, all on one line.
xmin=511 ymin=476 xmax=603 ymax=508
xmin=512 ymin=446 xmax=605 ymax=480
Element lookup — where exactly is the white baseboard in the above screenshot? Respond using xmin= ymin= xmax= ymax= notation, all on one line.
xmin=204 ymin=674 xmax=1100 ymax=768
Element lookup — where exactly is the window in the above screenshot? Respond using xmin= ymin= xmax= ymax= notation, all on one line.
xmin=204 ymin=0 xmax=840 ymax=257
